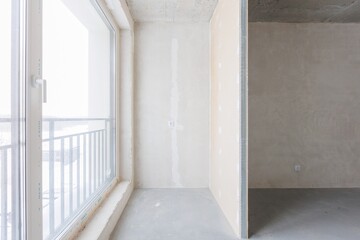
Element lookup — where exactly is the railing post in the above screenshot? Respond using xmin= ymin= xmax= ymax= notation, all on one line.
xmin=49 ymin=120 xmax=55 ymax=235
xmin=110 ymin=118 xmax=115 ymax=179
xmin=60 ymin=139 xmax=65 ymax=223
xmin=77 ymin=136 xmax=80 ymax=209
xmin=69 ymin=137 xmax=73 ymax=214
xmin=1 ymin=149 xmax=8 ymax=240
xmin=82 ymin=134 xmax=86 ymax=202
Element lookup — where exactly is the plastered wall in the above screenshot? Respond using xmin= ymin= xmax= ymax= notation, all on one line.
xmin=249 ymin=23 xmax=360 ymax=188
xmin=134 ymin=22 xmax=210 ymax=188
xmin=210 ymin=0 xmax=240 ymax=235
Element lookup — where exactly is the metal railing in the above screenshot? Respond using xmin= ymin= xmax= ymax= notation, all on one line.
xmin=0 ymin=118 xmax=115 ymax=239
xmin=0 ymin=144 xmax=12 ymax=240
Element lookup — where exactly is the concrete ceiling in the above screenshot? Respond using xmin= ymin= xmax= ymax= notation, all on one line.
xmin=249 ymin=0 xmax=360 ymax=23
xmin=125 ymin=0 xmax=218 ymax=22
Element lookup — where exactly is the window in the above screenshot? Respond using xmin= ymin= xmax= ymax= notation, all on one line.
xmin=0 ymin=0 xmax=25 ymax=239
xmin=42 ymin=0 xmax=116 ymax=239
xmin=1 ymin=0 xmax=116 ymax=239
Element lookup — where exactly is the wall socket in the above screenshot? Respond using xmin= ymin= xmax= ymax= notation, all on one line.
xmin=168 ymin=120 xmax=175 ymax=128
xmin=294 ymin=164 xmax=301 ymax=172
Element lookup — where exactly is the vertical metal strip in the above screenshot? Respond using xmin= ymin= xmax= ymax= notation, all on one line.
xmin=49 ymin=121 xmax=55 ymax=234
xmin=240 ymin=0 xmax=248 ymax=239
xmin=93 ymin=131 xmax=96 ymax=189
xmin=60 ymin=139 xmax=65 ymax=223
xmin=83 ymin=134 xmax=86 ymax=202
xmin=89 ymin=133 xmax=92 ymax=194
xmin=105 ymin=122 xmax=108 ymax=180
xmin=1 ymin=150 xmax=8 ymax=240
xmin=69 ymin=137 xmax=73 ymax=214
xmin=93 ymin=132 xmax=96 ymax=189
xmin=77 ymin=135 xmax=80 ymax=209
xmin=97 ymin=131 xmax=100 ymax=188
xmin=102 ymin=130 xmax=105 ymax=184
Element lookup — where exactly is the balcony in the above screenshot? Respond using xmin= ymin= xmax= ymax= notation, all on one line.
xmin=0 ymin=118 xmax=115 ymax=239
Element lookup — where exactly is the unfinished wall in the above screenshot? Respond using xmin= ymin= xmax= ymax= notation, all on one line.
xmin=210 ymin=0 xmax=240 ymax=235
xmin=249 ymin=23 xmax=360 ymax=188
xmin=134 ymin=22 xmax=209 ymax=188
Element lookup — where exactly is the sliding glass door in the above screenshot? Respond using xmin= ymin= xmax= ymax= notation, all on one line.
xmin=1 ymin=0 xmax=116 ymax=239
xmin=41 ymin=0 xmax=116 ymax=239
xmin=42 ymin=0 xmax=115 ymax=238
xmin=0 ymin=0 xmax=25 ymax=239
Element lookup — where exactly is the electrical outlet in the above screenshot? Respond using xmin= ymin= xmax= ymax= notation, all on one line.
xmin=294 ymin=164 xmax=301 ymax=172
xmin=168 ymin=120 xmax=175 ymax=128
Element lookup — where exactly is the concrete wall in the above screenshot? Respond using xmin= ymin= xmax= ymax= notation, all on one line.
xmin=134 ymin=22 xmax=210 ymax=188
xmin=210 ymin=0 xmax=240 ymax=235
xmin=249 ymin=23 xmax=360 ymax=188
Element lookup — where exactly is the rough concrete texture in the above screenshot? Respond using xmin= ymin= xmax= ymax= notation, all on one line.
xmin=249 ymin=189 xmax=360 ymax=239
xmin=126 ymin=0 xmax=218 ymax=22
xmin=249 ymin=23 xmax=360 ymax=188
xmin=249 ymin=0 xmax=360 ymax=23
xmin=110 ymin=189 xmax=238 ymax=240
xmin=210 ymin=0 xmax=240 ymax=236
xmin=134 ymin=22 xmax=209 ymax=188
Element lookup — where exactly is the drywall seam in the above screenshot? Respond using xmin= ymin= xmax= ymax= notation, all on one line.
xmin=240 ymin=0 xmax=248 ymax=238
xmin=170 ymin=38 xmax=183 ymax=187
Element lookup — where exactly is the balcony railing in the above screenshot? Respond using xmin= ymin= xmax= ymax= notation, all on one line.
xmin=0 ymin=118 xmax=115 ymax=239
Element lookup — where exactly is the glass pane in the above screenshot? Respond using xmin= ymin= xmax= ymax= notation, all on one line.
xmin=42 ymin=0 xmax=115 ymax=238
xmin=0 ymin=0 xmax=23 ymax=239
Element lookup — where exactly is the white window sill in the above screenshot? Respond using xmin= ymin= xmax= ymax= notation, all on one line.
xmin=75 ymin=180 xmax=133 ymax=240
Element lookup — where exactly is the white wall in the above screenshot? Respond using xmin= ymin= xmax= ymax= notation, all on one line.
xmin=134 ymin=22 xmax=210 ymax=188
xmin=249 ymin=23 xmax=360 ymax=188
xmin=210 ymin=0 xmax=241 ymax=236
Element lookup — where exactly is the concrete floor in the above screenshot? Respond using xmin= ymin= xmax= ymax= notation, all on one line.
xmin=249 ymin=189 xmax=360 ymax=240
xmin=110 ymin=189 xmax=238 ymax=240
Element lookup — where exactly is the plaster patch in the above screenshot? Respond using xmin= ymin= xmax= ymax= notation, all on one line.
xmin=170 ymin=38 xmax=182 ymax=187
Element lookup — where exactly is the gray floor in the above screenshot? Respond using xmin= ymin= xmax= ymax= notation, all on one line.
xmin=110 ymin=189 xmax=238 ymax=240
xmin=249 ymin=189 xmax=360 ymax=240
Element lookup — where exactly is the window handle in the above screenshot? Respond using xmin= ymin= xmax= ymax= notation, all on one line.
xmin=32 ymin=77 xmax=47 ymax=103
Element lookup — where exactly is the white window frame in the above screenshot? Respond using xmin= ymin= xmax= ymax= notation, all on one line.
xmin=26 ymin=0 xmax=124 ymax=239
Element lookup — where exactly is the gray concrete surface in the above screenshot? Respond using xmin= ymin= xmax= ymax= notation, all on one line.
xmin=249 ymin=0 xmax=360 ymax=23
xmin=249 ymin=189 xmax=360 ymax=239
xmin=126 ymin=0 xmax=218 ymax=22
xmin=249 ymin=23 xmax=360 ymax=188
xmin=110 ymin=189 xmax=238 ymax=240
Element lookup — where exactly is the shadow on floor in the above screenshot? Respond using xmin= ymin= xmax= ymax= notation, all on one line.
xmin=249 ymin=188 xmax=360 ymax=240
